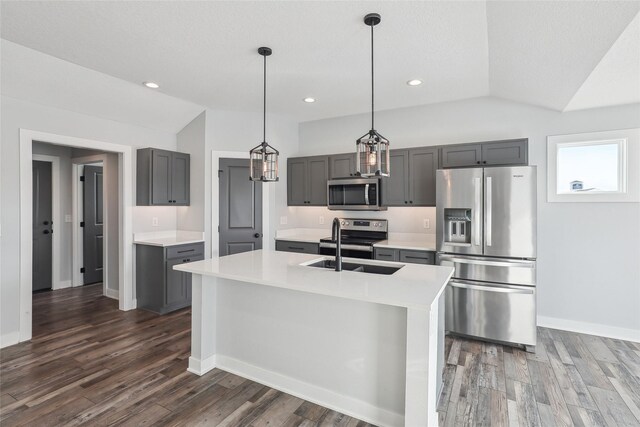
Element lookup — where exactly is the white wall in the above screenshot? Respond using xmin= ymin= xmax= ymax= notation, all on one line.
xmin=0 ymin=95 xmax=178 ymax=346
xmin=298 ymin=96 xmax=640 ymax=339
xmin=177 ymin=111 xmax=207 ymax=234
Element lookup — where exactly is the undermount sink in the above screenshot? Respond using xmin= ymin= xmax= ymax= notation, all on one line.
xmin=303 ymin=258 xmax=403 ymax=275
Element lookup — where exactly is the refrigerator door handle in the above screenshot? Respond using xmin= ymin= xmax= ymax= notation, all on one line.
xmin=473 ymin=177 xmax=481 ymax=246
xmin=439 ymin=255 xmax=535 ymax=269
xmin=486 ymin=176 xmax=492 ymax=247
xmin=449 ymin=279 xmax=534 ymax=295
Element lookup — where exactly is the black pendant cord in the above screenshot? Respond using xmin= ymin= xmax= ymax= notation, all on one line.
xmin=263 ymin=53 xmax=267 ymax=144
xmin=370 ymin=23 xmax=375 ymax=132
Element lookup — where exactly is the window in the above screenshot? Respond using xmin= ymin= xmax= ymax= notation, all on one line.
xmin=548 ymin=129 xmax=639 ymax=203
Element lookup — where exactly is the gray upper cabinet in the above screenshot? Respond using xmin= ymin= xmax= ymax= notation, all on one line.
xmin=329 ymin=153 xmax=357 ymax=178
xmin=382 ymin=150 xmax=409 ymax=206
xmin=440 ymin=144 xmax=482 ymax=168
xmin=382 ymin=148 xmax=438 ymax=207
xmin=287 ymin=156 xmax=328 ymax=206
xmin=441 ymin=139 xmax=528 ymax=169
xmin=481 ymin=139 xmax=528 ymax=166
xmin=137 ymin=148 xmax=190 ymax=206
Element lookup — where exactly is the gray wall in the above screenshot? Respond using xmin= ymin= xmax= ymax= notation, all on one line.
xmin=298 ymin=96 xmax=640 ymax=336
xmin=0 ymin=95 xmax=178 ymax=346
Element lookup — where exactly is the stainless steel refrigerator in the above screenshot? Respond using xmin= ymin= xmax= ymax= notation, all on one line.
xmin=436 ymin=166 xmax=537 ymax=351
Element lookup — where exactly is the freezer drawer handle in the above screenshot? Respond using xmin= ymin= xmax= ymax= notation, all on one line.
xmin=449 ymin=281 xmax=534 ymax=294
xmin=440 ymin=256 xmax=534 ymax=268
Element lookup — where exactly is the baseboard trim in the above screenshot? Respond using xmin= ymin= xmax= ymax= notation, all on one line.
xmin=105 ymin=288 xmax=119 ymax=300
xmin=215 ymin=354 xmax=403 ymax=427
xmin=188 ymin=354 xmax=217 ymax=376
xmin=53 ymin=280 xmax=72 ymax=290
xmin=538 ymin=315 xmax=640 ymax=343
xmin=0 ymin=331 xmax=20 ymax=349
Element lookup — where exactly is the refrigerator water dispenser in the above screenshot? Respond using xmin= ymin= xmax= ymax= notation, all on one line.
xmin=444 ymin=208 xmax=472 ymax=244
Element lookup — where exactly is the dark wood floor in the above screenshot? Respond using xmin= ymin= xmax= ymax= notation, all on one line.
xmin=438 ymin=328 xmax=640 ymax=426
xmin=0 ymin=284 xmax=372 ymax=426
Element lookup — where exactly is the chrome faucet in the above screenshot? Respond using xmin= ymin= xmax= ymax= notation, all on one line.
xmin=331 ymin=218 xmax=342 ymax=272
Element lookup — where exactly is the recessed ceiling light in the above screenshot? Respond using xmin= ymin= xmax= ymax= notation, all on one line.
xmin=407 ymin=79 xmax=422 ymax=86
xmin=303 ymin=97 xmax=316 ymax=103
xmin=143 ymin=81 xmax=160 ymax=89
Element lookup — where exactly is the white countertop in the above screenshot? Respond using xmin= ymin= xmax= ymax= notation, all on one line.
xmin=275 ymin=228 xmax=437 ymax=251
xmin=133 ymin=230 xmax=205 ymax=247
xmin=175 ymin=249 xmax=453 ymax=310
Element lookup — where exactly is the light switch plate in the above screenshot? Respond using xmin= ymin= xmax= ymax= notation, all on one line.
xmin=280 ymin=216 xmax=288 ymax=225
xmin=423 ymin=219 xmax=430 ymax=229
xmin=319 ymin=216 xmax=325 ymax=225
xmin=152 ymin=217 xmax=159 ymax=227
xmin=65 ymin=214 xmax=72 ymax=223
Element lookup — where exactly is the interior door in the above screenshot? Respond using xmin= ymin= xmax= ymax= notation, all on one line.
xmin=219 ymin=158 xmax=263 ymax=256
xmin=32 ymin=160 xmax=53 ymax=292
xmin=83 ymin=165 xmax=104 ymax=284
xmin=484 ymin=166 xmax=536 ymax=258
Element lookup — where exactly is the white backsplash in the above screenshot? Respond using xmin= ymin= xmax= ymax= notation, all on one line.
xmin=283 ymin=206 xmax=437 ymax=235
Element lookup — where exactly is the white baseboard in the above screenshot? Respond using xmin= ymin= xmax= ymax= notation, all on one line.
xmin=188 ymin=354 xmax=217 ymax=376
xmin=105 ymin=288 xmax=119 ymax=300
xmin=215 ymin=354 xmax=403 ymax=427
xmin=538 ymin=315 xmax=640 ymax=343
xmin=53 ymin=280 xmax=72 ymax=290
xmin=0 ymin=331 xmax=20 ymax=349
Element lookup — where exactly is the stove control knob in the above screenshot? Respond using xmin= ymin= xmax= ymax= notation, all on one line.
xmin=341 ymin=221 xmax=346 ymax=226
xmin=344 ymin=221 xmax=349 ymax=226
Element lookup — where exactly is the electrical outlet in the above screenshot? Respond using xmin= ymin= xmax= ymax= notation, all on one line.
xmin=423 ymin=219 xmax=430 ymax=229
xmin=65 ymin=214 xmax=72 ymax=223
xmin=319 ymin=216 xmax=325 ymax=225
xmin=280 ymin=216 xmax=288 ymax=225
xmin=152 ymin=217 xmax=159 ymax=227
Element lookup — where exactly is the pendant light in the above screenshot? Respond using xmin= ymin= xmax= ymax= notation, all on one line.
xmin=250 ymin=47 xmax=279 ymax=182
xmin=356 ymin=13 xmax=390 ymax=177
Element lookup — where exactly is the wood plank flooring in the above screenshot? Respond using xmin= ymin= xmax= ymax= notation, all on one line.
xmin=0 ymin=284 xmax=372 ymax=426
xmin=2 ymin=284 xmax=639 ymax=426
xmin=438 ymin=329 xmax=640 ymax=426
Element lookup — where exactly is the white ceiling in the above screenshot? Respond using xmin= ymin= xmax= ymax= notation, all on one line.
xmin=1 ymin=1 xmax=639 ymax=125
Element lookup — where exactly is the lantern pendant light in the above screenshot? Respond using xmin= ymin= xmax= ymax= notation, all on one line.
xmin=356 ymin=13 xmax=390 ymax=177
xmin=250 ymin=47 xmax=279 ymax=182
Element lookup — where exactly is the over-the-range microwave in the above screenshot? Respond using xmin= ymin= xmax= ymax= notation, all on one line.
xmin=327 ymin=177 xmax=387 ymax=211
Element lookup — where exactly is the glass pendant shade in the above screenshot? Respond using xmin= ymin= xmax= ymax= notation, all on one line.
xmin=250 ymin=141 xmax=279 ymax=182
xmin=356 ymin=130 xmax=390 ymax=177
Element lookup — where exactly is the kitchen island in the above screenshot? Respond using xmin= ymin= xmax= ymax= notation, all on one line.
xmin=175 ymin=250 xmax=453 ymax=427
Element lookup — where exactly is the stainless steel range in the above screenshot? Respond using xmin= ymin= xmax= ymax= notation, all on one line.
xmin=319 ymin=219 xmax=388 ymax=259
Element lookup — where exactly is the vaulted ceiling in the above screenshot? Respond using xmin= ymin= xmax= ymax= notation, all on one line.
xmin=1 ymin=1 xmax=639 ymax=126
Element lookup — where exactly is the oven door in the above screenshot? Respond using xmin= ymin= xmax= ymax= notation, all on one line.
xmin=319 ymin=243 xmax=374 ymax=259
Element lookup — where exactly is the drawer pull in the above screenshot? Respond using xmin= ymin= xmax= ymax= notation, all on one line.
xmin=378 ymin=254 xmax=392 ymax=257
xmin=177 ymin=249 xmax=195 ymax=253
xmin=288 ymin=246 xmax=305 ymax=251
xmin=404 ymin=255 xmax=428 ymax=260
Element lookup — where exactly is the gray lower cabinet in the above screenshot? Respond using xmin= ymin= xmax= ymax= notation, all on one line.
xmin=275 ymin=240 xmax=319 ymax=254
xmin=136 ymin=242 xmax=204 ymax=314
xmin=441 ymin=139 xmax=528 ymax=168
xmin=137 ymin=148 xmax=190 ymax=206
xmin=374 ymin=247 xmax=435 ymax=265
xmin=287 ymin=156 xmax=329 ymax=206
xmin=329 ymin=153 xmax=357 ymax=178
xmin=382 ymin=148 xmax=438 ymax=207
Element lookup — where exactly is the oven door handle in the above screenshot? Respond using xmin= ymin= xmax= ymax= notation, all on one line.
xmin=319 ymin=243 xmax=373 ymax=252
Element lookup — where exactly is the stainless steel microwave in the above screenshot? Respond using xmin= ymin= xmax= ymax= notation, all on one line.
xmin=327 ymin=177 xmax=386 ymax=211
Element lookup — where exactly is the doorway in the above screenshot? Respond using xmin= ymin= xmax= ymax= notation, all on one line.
xmin=218 ymin=158 xmax=263 ymax=255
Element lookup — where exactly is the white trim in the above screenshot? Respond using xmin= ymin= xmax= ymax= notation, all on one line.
xmin=105 ymin=287 xmax=119 ymax=300
xmin=187 ymin=354 xmax=217 ymax=376
xmin=31 ymin=154 xmax=62 ymax=291
xmin=205 ymin=354 xmax=404 ymax=427
xmin=0 ymin=331 xmax=21 ymax=349
xmin=538 ymin=315 xmax=640 ymax=343
xmin=547 ymin=128 xmax=640 ymax=203
xmin=19 ymin=129 xmax=135 ymax=344
xmin=211 ymin=151 xmax=271 ymax=257
xmin=56 ymin=280 xmax=72 ymax=290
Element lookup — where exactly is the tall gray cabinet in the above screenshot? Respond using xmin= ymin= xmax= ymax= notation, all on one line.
xmin=137 ymin=148 xmax=190 ymax=206
xmin=136 ymin=242 xmax=204 ymax=314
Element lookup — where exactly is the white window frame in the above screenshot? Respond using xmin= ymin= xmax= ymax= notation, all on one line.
xmin=547 ymin=128 xmax=640 ymax=203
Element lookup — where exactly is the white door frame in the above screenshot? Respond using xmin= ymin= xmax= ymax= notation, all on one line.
xmin=19 ymin=129 xmax=135 ymax=343
xmin=211 ymin=151 xmax=271 ymax=257
xmin=71 ymin=157 xmax=109 ymax=300
xmin=31 ymin=154 xmax=66 ymax=290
